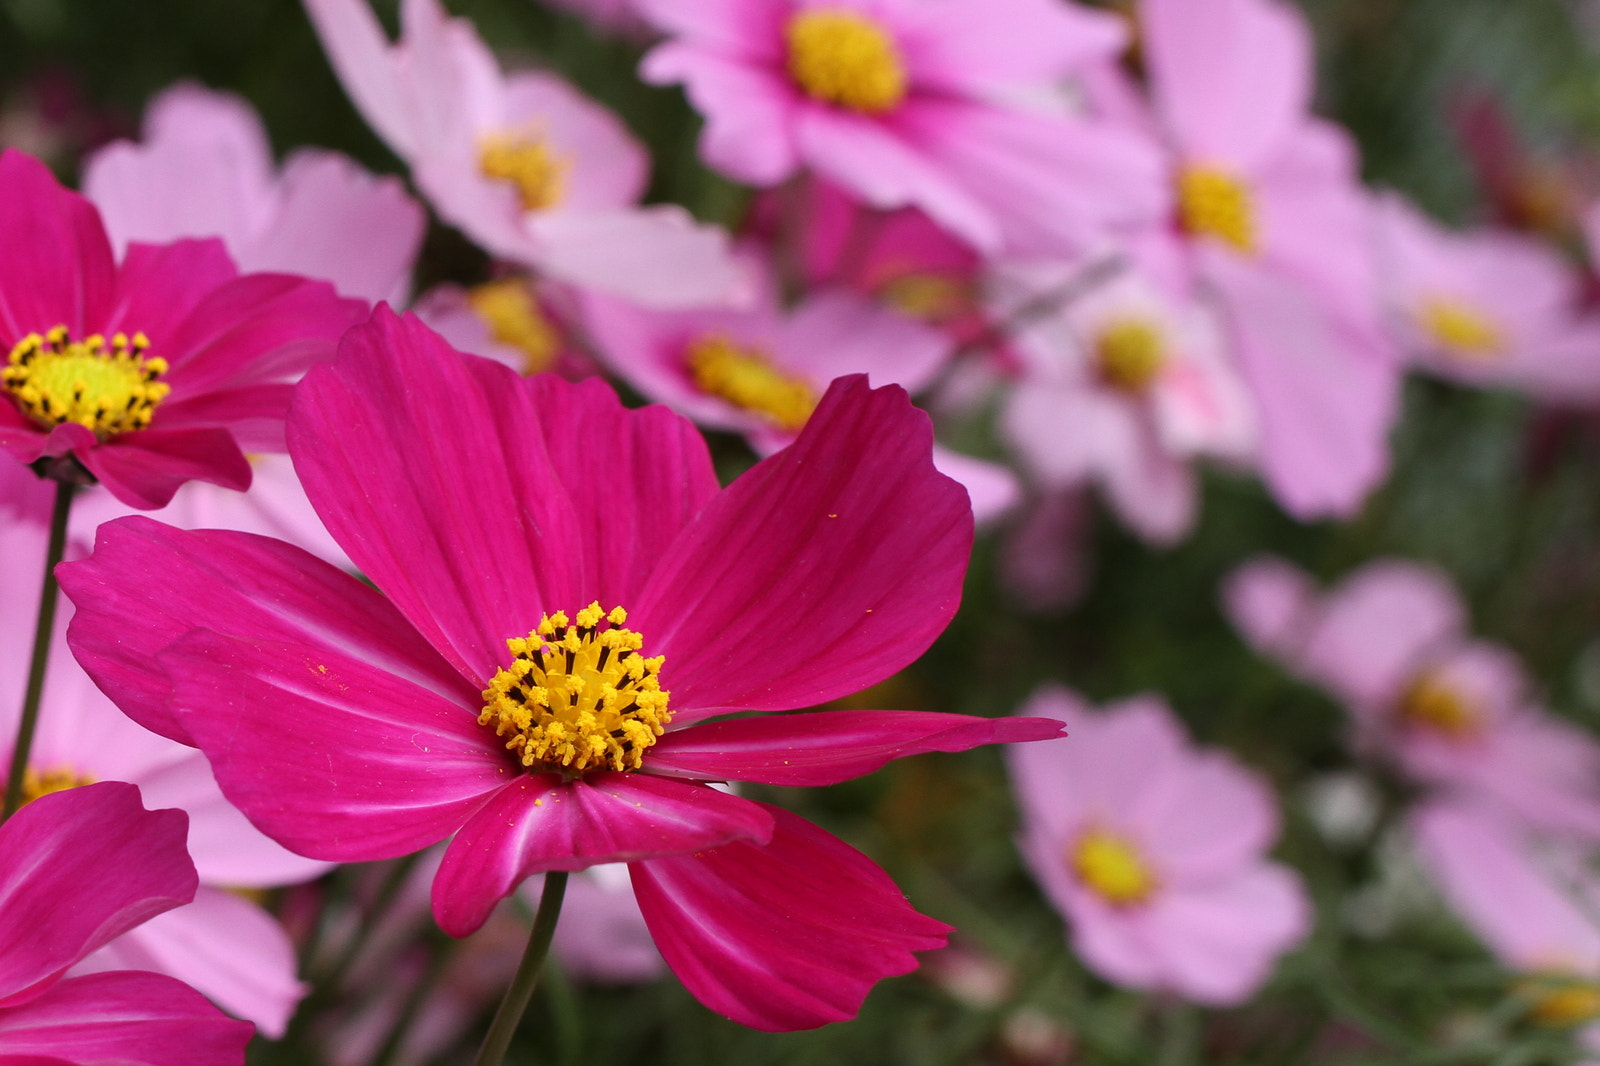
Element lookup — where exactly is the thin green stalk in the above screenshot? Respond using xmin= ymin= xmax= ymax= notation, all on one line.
xmin=3 ymin=479 xmax=76 ymax=822
xmin=474 ymin=871 xmax=569 ymax=1066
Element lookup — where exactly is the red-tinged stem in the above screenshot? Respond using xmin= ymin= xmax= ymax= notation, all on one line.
xmin=473 ymin=871 xmax=569 ymax=1066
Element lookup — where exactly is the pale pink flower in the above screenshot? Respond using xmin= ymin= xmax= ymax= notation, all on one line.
xmin=83 ymin=82 xmax=425 ymax=306
xmin=1137 ymin=0 xmax=1402 ymax=518
xmin=1223 ymin=556 xmax=1600 ymax=840
xmin=303 ymin=0 xmax=744 ymax=307
xmin=636 ymin=0 xmax=1168 ymax=257
xmin=994 ymin=259 xmax=1254 ymax=545
xmin=1374 ymin=191 xmax=1600 ymax=402
xmin=1006 ymin=687 xmax=1310 ymax=1005
xmin=411 ymin=277 xmax=594 ymax=381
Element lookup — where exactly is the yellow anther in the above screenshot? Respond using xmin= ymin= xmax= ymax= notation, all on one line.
xmin=480 ymin=602 xmax=671 ymax=774
xmin=1095 ymin=317 xmax=1167 ymax=392
xmin=1398 ymin=671 xmax=1481 ymax=739
xmin=4 ymin=326 xmax=170 ymax=437
xmin=1071 ymin=827 xmax=1156 ymax=905
xmin=479 ymin=132 xmax=569 ymax=211
xmin=1518 ymin=974 xmax=1600 ymax=1027
xmin=786 ymin=9 xmax=907 ymax=114
xmin=14 ymin=764 xmax=96 ymax=807
xmin=1417 ymin=298 xmax=1505 ymax=360
xmin=880 ymin=272 xmax=970 ymax=322
xmin=1177 ymin=165 xmax=1258 ymax=254
xmin=467 ymin=278 xmax=563 ymax=375
xmin=685 ymin=334 xmax=818 ymax=432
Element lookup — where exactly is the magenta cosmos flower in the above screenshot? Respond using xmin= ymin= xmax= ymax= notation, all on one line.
xmin=0 ymin=781 xmax=253 ymax=1064
xmin=1006 ymin=687 xmax=1310 ymax=1005
xmin=0 ymin=149 xmax=366 ymax=509
xmin=636 ymin=0 xmax=1167 ymax=257
xmin=62 ymin=307 xmax=1062 ymax=1031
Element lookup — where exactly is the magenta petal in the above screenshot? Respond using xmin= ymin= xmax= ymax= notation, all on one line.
xmin=159 ymin=628 xmax=507 ymax=862
xmin=647 ymin=711 xmax=1064 ymax=786
xmin=0 ymin=150 xmax=116 ymax=340
xmin=101 ymin=239 xmax=237 ymax=346
xmin=432 ymin=773 xmax=774 ymax=937
xmin=0 ymin=784 xmax=194 ymax=1006
xmin=0 ymin=971 xmax=253 ymax=1065
xmin=289 ymin=307 xmax=588 ymax=686
xmin=60 ymin=516 xmax=470 ymax=744
xmin=631 ymin=803 xmax=951 ymax=1031
xmin=636 ymin=376 xmax=973 ymax=722
xmin=77 ymin=427 xmax=251 ymax=510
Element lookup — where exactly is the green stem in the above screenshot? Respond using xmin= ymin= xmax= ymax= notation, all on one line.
xmin=474 ymin=871 xmax=569 ymax=1066
xmin=3 ymin=479 xmax=76 ymax=822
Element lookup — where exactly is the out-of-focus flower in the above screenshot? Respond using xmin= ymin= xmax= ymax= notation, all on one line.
xmin=0 ymin=782 xmax=254 ymax=1064
xmin=998 ymin=488 xmax=1094 ymax=614
xmin=83 ymin=82 xmax=426 ymax=306
xmin=1223 ymin=556 xmax=1600 ymax=839
xmin=1374 ymin=192 xmax=1600 ymax=402
xmin=1 ymin=507 xmax=324 ymax=1036
xmin=637 ymin=0 xmax=1168 ymax=257
xmin=1007 ymin=686 xmax=1310 ymax=1005
xmin=994 ymin=260 xmax=1254 ymax=544
xmin=1136 ymin=0 xmax=1400 ymax=519
xmin=62 ymin=308 xmax=1063 ymax=1031
xmin=0 ymin=149 xmax=367 ymax=508
xmin=412 ymin=277 xmax=592 ymax=380
xmin=303 ymin=0 xmax=744 ymax=307
xmin=541 ymin=0 xmax=652 ymax=38
xmin=1449 ymin=87 xmax=1595 ymax=242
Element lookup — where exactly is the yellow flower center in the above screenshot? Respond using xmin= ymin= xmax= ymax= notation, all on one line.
xmin=1095 ymin=317 xmax=1167 ymax=392
xmin=1519 ymin=974 xmax=1600 ymax=1027
xmin=1071 ymin=827 xmax=1156 ymax=905
xmin=786 ymin=9 xmax=908 ymax=114
xmin=480 ymin=603 xmax=671 ymax=775
xmin=1417 ymin=298 xmax=1505 ymax=360
xmin=684 ymin=334 xmax=819 ymax=432
xmin=468 ymin=278 xmax=562 ymax=375
xmin=1177 ymin=165 xmax=1258 ymax=254
xmin=13 ymin=764 xmax=96 ymax=807
xmin=479 ymin=132 xmax=569 ymax=212
xmin=1398 ymin=671 xmax=1481 ymax=739
xmin=4 ymin=326 xmax=170 ymax=437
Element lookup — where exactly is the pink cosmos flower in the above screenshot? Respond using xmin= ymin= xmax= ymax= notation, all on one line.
xmin=0 ymin=781 xmax=254 ymax=1064
xmin=83 ymin=82 xmax=425 ymax=306
xmin=62 ymin=307 xmax=1063 ymax=1031
xmin=636 ymin=0 xmax=1168 ymax=257
xmin=1137 ymin=0 xmax=1401 ymax=518
xmin=1374 ymin=192 xmax=1600 ymax=401
xmin=1223 ymin=556 xmax=1600 ymax=839
xmin=994 ymin=259 xmax=1254 ymax=545
xmin=1006 ymin=686 xmax=1310 ymax=1005
xmin=0 ymin=148 xmax=366 ymax=509
xmin=412 ymin=277 xmax=593 ymax=381
xmin=0 ymin=509 xmax=325 ymax=1036
xmin=303 ymin=0 xmax=743 ymax=308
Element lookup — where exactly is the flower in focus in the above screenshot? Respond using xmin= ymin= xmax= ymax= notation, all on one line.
xmin=0 ymin=148 xmax=367 ymax=508
xmin=1224 ymin=556 xmax=1600 ymax=839
xmin=637 ymin=0 xmax=1167 ymax=257
xmin=0 ymin=781 xmax=254 ymax=1064
xmin=1006 ymin=686 xmax=1310 ymax=1004
xmin=62 ymin=307 xmax=1063 ymax=1030
xmin=302 ymin=0 xmax=744 ymax=307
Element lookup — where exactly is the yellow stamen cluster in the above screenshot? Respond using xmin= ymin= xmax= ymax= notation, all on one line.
xmin=685 ymin=334 xmax=818 ymax=432
xmin=786 ymin=9 xmax=908 ymax=114
xmin=1519 ymin=974 xmax=1600 ymax=1027
xmin=16 ymin=764 xmax=96 ymax=807
xmin=468 ymin=278 xmax=562 ymax=375
xmin=1071 ymin=827 xmax=1156 ymax=905
xmin=1177 ymin=166 xmax=1258 ymax=254
xmin=4 ymin=326 xmax=169 ymax=437
xmin=480 ymin=603 xmax=670 ymax=774
xmin=1418 ymin=298 xmax=1505 ymax=360
xmin=479 ymin=132 xmax=569 ymax=212
xmin=1398 ymin=671 xmax=1481 ymax=739
xmin=1095 ymin=317 xmax=1167 ymax=392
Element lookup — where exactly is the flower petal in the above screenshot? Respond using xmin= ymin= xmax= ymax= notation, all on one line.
xmin=432 ymin=773 xmax=774 ymax=937
xmin=630 ymin=803 xmax=951 ymax=1031
xmin=0 ymin=784 xmax=194 ymax=1006
xmin=77 ymin=427 xmax=251 ymax=511
xmin=159 ymin=628 xmax=507 ymax=862
xmin=636 ymin=375 xmax=972 ymax=722
xmin=0 ymin=149 xmax=116 ymax=341
xmin=647 ymin=711 xmax=1063 ymax=786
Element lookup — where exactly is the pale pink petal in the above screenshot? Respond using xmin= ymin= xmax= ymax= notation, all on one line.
xmin=1220 ymin=555 xmax=1317 ymax=662
xmin=630 ymin=804 xmax=951 ymax=1031
xmin=0 ymin=971 xmax=252 ymax=1064
xmin=930 ymin=446 xmax=1020 ymax=526
xmin=301 ymin=0 xmax=421 ymax=158
xmin=432 ymin=774 xmax=774 ymax=937
xmin=898 ymin=0 xmax=1127 ymax=94
xmin=775 ymin=289 xmax=951 ymax=394
xmin=1131 ymin=750 xmax=1280 ymax=881
xmin=1097 ymin=420 xmax=1198 ymax=546
xmin=526 ymin=207 xmax=746 ymax=308
xmin=638 ymin=45 xmax=800 ymax=186
xmin=501 ymin=72 xmax=649 ymax=209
